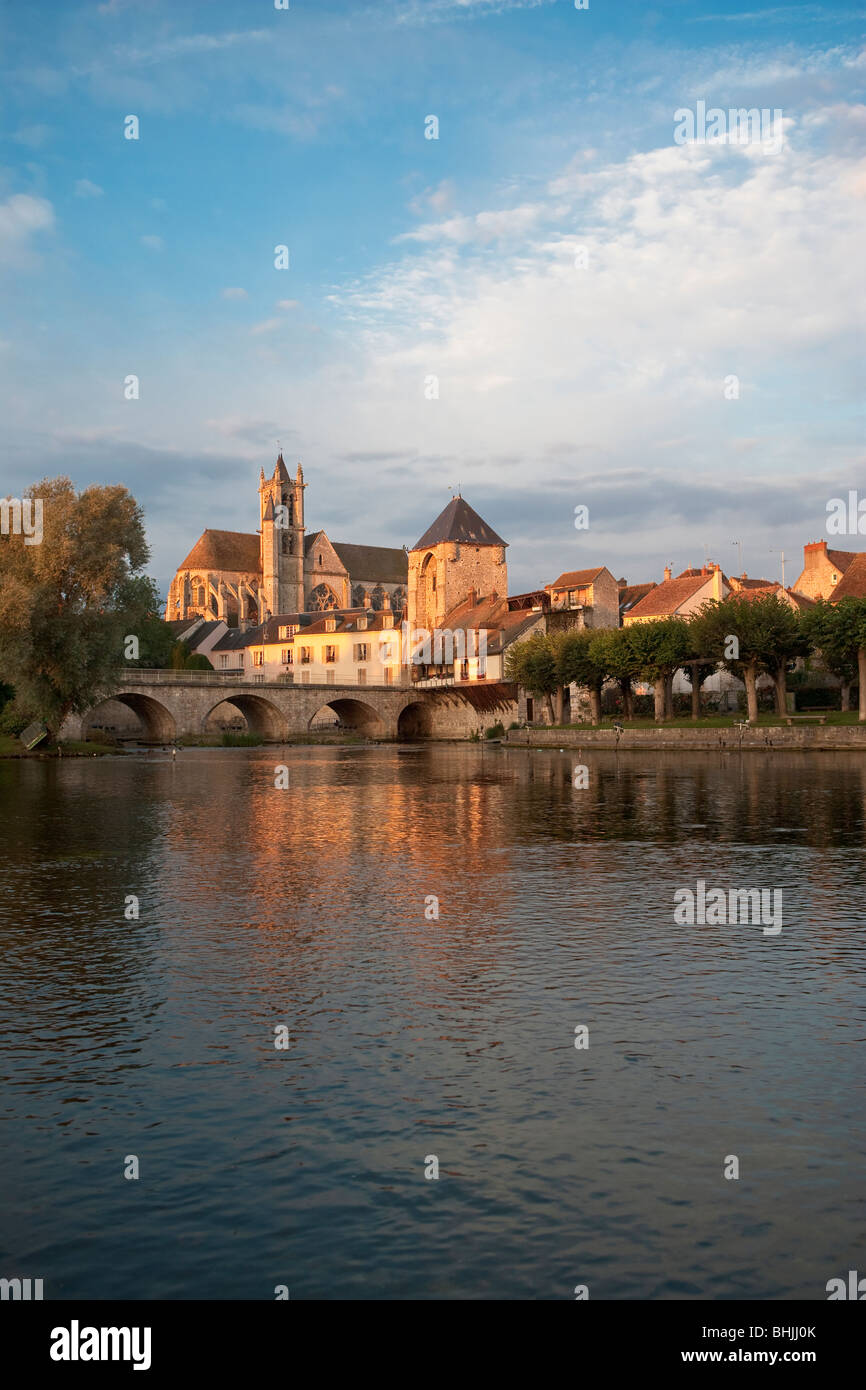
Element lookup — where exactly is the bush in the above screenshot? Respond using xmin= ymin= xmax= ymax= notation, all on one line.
xmin=486 ymin=723 xmax=505 ymax=739
xmin=221 ymin=732 xmax=263 ymax=746
xmin=508 ymin=721 xmax=520 ymax=730
xmin=794 ymin=687 xmax=840 ymax=711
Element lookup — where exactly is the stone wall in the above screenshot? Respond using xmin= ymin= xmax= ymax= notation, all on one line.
xmin=505 ymin=725 xmax=866 ymax=752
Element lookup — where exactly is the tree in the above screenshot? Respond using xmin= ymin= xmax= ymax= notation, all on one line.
xmin=552 ymin=629 xmax=609 ymax=725
xmin=626 ymin=618 xmax=690 ymax=722
xmin=802 ymin=598 xmax=862 ymax=713
xmin=0 ymin=476 xmax=154 ymax=737
xmin=691 ymin=595 xmax=807 ymax=721
xmin=505 ymin=632 xmax=558 ymax=722
xmin=590 ymin=626 xmax=638 ymax=719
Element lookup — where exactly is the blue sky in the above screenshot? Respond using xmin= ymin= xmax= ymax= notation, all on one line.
xmin=1 ymin=0 xmax=864 ymax=596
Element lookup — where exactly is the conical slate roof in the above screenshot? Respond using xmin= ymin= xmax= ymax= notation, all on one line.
xmin=412 ymin=496 xmax=507 ymax=552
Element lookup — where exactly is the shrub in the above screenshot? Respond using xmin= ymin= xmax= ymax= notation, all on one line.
xmin=486 ymin=723 xmax=505 ymax=739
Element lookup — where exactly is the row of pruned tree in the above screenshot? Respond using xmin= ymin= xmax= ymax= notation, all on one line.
xmin=504 ymin=593 xmax=866 ymax=724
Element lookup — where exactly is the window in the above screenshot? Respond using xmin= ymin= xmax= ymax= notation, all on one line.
xmin=326 ymin=670 xmax=336 ymax=685
xmin=324 ymin=645 xmax=337 ymax=663
xmin=281 ymin=649 xmax=293 ymax=665
xmin=219 ymin=654 xmax=229 ymax=669
xmin=357 ymin=669 xmax=367 ymax=686
xmin=460 ymin=659 xmax=470 ymax=680
xmin=300 ymin=670 xmax=310 ymax=684
xmin=279 ymin=624 xmax=297 ymax=640
xmin=253 ymin=650 xmax=264 ymax=667
xmin=354 ymin=643 xmax=369 ymax=662
xmin=384 ymin=668 xmax=395 ymax=685
xmin=319 ymin=554 xmax=323 ymax=566
xmin=299 ymin=646 xmax=312 ymax=664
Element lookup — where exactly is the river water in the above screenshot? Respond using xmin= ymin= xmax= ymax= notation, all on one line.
xmin=0 ymin=745 xmax=863 ymax=1300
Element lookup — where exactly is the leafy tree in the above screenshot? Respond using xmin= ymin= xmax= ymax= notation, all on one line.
xmin=505 ymin=632 xmax=558 ymax=722
xmin=802 ymin=598 xmax=861 ymax=712
xmin=552 ymin=629 xmax=609 ymax=724
xmin=691 ymin=595 xmax=807 ymax=720
xmin=626 ymin=618 xmax=691 ymax=722
xmin=0 ymin=476 xmax=154 ymax=736
xmin=590 ymin=626 xmax=638 ymax=719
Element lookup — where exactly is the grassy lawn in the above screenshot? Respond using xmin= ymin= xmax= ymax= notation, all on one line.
xmin=548 ymin=711 xmax=864 ymax=730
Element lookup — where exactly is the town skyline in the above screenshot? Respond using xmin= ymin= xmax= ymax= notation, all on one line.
xmin=1 ymin=0 xmax=863 ymax=597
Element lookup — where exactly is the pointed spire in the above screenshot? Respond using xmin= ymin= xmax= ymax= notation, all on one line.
xmin=274 ymin=452 xmax=290 ymax=482
xmin=260 ymin=466 xmax=266 ymax=483
xmin=296 ymin=461 xmax=304 ymax=483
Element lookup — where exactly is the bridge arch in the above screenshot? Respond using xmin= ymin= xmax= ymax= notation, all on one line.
xmin=88 ymin=693 xmax=177 ymax=743
xmin=308 ymin=698 xmax=386 ymax=736
xmin=203 ymin=694 xmax=287 ymax=741
xmin=396 ymin=700 xmax=432 ymax=739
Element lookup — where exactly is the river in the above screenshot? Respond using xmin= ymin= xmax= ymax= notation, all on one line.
xmin=0 ymin=745 xmax=863 ymax=1299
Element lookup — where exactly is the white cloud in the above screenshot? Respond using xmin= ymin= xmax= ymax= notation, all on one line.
xmin=0 ymin=193 xmax=54 ymax=265
xmin=276 ymin=299 xmax=299 ymax=309
xmin=250 ymin=318 xmax=281 ymax=336
xmin=221 ymin=287 xmax=248 ymax=300
xmin=140 ymin=234 xmax=164 ymax=251
xmin=74 ymin=179 xmax=104 ymax=198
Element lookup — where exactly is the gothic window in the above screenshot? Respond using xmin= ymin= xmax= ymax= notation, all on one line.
xmin=371 ymin=584 xmax=386 ymax=611
xmin=309 ymin=583 xmax=339 ymax=612
xmin=281 ymin=532 xmax=289 ymax=555
xmin=392 ymin=586 xmax=406 ymax=614
xmin=353 ymin=585 xmax=368 ymax=608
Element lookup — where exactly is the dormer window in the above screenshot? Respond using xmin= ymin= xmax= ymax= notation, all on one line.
xmin=356 ymin=614 xmax=367 ymax=630
xmin=325 ymin=617 xmax=337 ymax=632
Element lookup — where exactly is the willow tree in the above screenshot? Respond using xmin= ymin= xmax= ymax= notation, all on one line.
xmin=0 ymin=476 xmax=155 ymax=737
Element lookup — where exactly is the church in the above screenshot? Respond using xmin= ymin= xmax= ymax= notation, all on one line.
xmin=165 ymin=454 xmax=408 ymax=625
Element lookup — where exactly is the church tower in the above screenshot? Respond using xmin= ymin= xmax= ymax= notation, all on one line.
xmin=259 ymin=454 xmax=305 ymax=617
xmin=408 ymin=495 xmax=508 ymax=632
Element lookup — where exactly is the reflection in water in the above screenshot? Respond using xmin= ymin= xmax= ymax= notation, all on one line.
xmin=0 ymin=746 xmax=864 ymax=1299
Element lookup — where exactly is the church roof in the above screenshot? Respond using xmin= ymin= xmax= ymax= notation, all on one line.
xmin=274 ymin=452 xmax=290 ymax=482
xmin=332 ymin=541 xmax=408 ymax=584
xmin=178 ymin=529 xmax=261 ymax=574
xmin=411 ymin=496 xmax=507 ymax=552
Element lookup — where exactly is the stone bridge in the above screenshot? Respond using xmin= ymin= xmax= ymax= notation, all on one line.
xmin=60 ymin=671 xmax=517 ymax=742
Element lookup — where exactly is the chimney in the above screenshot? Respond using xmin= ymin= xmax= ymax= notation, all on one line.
xmin=804 ymin=540 xmax=828 ymax=570
xmin=382 ymin=591 xmax=392 ymax=612
xmin=467 ymin=586 xmax=478 ymax=607
xmin=663 ymin=565 xmax=672 ymax=582
xmin=710 ymin=563 xmax=723 ymax=601
xmin=362 ymin=592 xmax=371 ymax=609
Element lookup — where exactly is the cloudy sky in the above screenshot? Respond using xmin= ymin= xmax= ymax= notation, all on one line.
xmin=1 ymin=0 xmax=864 ymax=596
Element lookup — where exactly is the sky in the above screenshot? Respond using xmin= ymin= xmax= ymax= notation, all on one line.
xmin=1 ymin=0 xmax=864 ymax=598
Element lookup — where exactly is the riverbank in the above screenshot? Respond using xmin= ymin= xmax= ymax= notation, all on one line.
xmin=505 ymin=723 xmax=866 ymax=751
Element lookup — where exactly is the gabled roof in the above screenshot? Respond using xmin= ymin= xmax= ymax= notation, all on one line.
xmin=211 ymin=623 xmax=266 ymax=652
xmin=829 ymin=553 xmax=866 ymax=600
xmin=626 ymin=573 xmax=714 ymax=619
xmin=548 ymin=567 xmax=606 ymax=590
xmin=619 ymin=581 xmax=657 ymax=613
xmin=732 ymin=584 xmax=816 ymax=611
xmin=412 ymin=496 xmax=507 ymax=552
xmin=332 ymin=541 xmax=408 ymax=584
xmin=178 ymin=529 xmax=261 ymax=574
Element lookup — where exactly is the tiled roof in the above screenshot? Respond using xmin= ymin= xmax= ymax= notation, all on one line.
xmin=626 ymin=573 xmax=711 ymax=618
xmin=412 ymin=496 xmax=507 ymax=551
xmin=827 ymin=549 xmax=858 ymax=572
xmin=732 ymin=584 xmax=816 ymax=610
xmin=211 ymin=624 xmax=266 ymax=652
xmin=619 ymin=581 xmax=656 ymax=612
xmin=178 ymin=529 xmax=261 ymax=574
xmin=548 ymin=567 xmax=605 ymax=590
xmin=829 ymin=554 xmax=866 ymax=600
xmin=332 ymin=541 xmax=408 ymax=584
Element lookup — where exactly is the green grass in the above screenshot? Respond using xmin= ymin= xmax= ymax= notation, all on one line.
xmin=548 ymin=711 xmax=865 ymax=730
xmin=0 ymin=735 xmax=120 ymax=758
